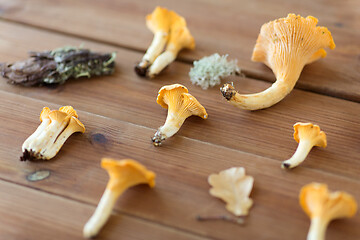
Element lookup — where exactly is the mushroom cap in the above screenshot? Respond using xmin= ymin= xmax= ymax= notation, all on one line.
xmin=59 ymin=106 xmax=85 ymax=133
xmin=251 ymin=14 xmax=335 ymax=79
xmin=300 ymin=183 xmax=357 ymax=221
xmin=156 ymin=84 xmax=208 ymax=119
xmin=101 ymin=158 xmax=156 ymax=191
xmin=48 ymin=109 xmax=70 ymax=124
xmin=208 ymin=167 xmax=254 ymax=216
xmin=42 ymin=106 xmax=84 ymax=132
xmin=68 ymin=117 xmax=86 ymax=133
xmin=59 ymin=106 xmax=78 ymax=118
xmin=39 ymin=107 xmax=51 ymax=122
xmin=293 ymin=122 xmax=327 ymax=147
xmin=156 ymin=84 xmax=189 ymax=109
xmin=146 ymin=6 xmax=175 ymax=34
xmin=167 ymin=18 xmax=195 ymax=51
xmin=182 ymin=93 xmax=208 ymax=119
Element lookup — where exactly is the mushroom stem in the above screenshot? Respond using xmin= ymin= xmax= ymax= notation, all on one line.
xmin=220 ymin=14 xmax=335 ymax=110
xmin=83 ymin=188 xmax=124 ymax=239
xmin=28 ymin=116 xmax=70 ymax=159
xmin=136 ymin=31 xmax=168 ymax=75
xmin=83 ymin=159 xmax=155 ymax=238
xmin=282 ymin=140 xmax=313 ymax=169
xmin=41 ymin=120 xmax=84 ymax=159
xmin=152 ymin=111 xmax=185 ymax=146
xmin=21 ymin=106 xmax=85 ymax=161
xmin=22 ymin=119 xmax=51 ymax=151
xmin=147 ymin=48 xmax=177 ymax=78
xmin=307 ymin=217 xmax=329 ymax=240
xmin=221 ymin=76 xmax=298 ymax=110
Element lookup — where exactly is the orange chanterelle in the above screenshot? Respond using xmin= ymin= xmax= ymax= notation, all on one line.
xmin=221 ymin=14 xmax=335 ymax=110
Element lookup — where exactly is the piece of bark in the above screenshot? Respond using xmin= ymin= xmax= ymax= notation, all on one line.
xmin=0 ymin=46 xmax=116 ymax=86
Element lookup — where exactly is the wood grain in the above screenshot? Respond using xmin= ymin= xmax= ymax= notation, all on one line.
xmin=0 ymin=179 xmax=206 ymax=240
xmin=0 ymin=21 xmax=358 ymax=180
xmin=0 ymin=91 xmax=358 ymax=240
xmin=0 ymin=1 xmax=358 ymax=239
xmin=0 ymin=0 xmax=359 ymax=101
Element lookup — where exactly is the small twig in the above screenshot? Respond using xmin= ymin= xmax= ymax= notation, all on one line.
xmin=196 ymin=215 xmax=245 ymax=225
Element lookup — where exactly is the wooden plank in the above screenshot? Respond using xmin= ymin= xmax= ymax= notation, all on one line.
xmin=0 ymin=21 xmax=358 ymax=180
xmin=0 ymin=0 xmax=359 ymax=101
xmin=0 ymin=91 xmax=359 ymax=240
xmin=0 ymin=180 xmax=206 ymax=240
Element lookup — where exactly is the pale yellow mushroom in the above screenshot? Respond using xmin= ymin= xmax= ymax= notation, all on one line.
xmin=208 ymin=167 xmax=254 ymax=216
xmin=135 ymin=7 xmax=175 ymax=76
xmin=282 ymin=122 xmax=326 ymax=169
xmin=147 ymin=15 xmax=195 ymax=78
xmin=152 ymin=84 xmax=207 ymax=146
xmin=300 ymin=183 xmax=357 ymax=240
xmin=21 ymin=106 xmax=85 ymax=161
xmin=221 ymin=14 xmax=335 ymax=110
xmin=83 ymin=158 xmax=156 ymax=238
xmin=22 ymin=107 xmax=51 ymax=152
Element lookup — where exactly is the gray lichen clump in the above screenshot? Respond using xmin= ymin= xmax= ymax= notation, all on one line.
xmin=0 ymin=46 xmax=116 ymax=86
xmin=189 ymin=53 xmax=241 ymax=90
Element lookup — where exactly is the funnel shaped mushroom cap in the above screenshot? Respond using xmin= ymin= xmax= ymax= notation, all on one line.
xmin=152 ymin=84 xmax=208 ymax=146
xmin=59 ymin=106 xmax=79 ymax=118
xmin=47 ymin=105 xmax=82 ymax=124
xmin=300 ymin=183 xmax=357 ymax=221
xmin=146 ymin=6 xmax=176 ymax=34
xmin=156 ymin=84 xmax=189 ymax=109
xmin=156 ymin=84 xmax=208 ymax=119
xmin=167 ymin=18 xmax=195 ymax=51
xmin=83 ymin=159 xmax=155 ymax=238
xmin=59 ymin=106 xmax=85 ymax=132
xmin=181 ymin=93 xmax=208 ymax=119
xmin=293 ymin=122 xmax=327 ymax=147
xmin=48 ymin=109 xmax=70 ymax=124
xmin=101 ymin=158 xmax=156 ymax=192
xmin=252 ymin=14 xmax=335 ymax=80
xmin=39 ymin=107 xmax=51 ymax=122
xmin=21 ymin=105 xmax=85 ymax=161
xmin=221 ymin=14 xmax=335 ymax=111
xmin=67 ymin=117 xmax=86 ymax=133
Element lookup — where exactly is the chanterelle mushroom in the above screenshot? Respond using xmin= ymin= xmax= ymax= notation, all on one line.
xmin=300 ymin=183 xmax=357 ymax=240
xmin=220 ymin=14 xmax=335 ymax=110
xmin=282 ymin=122 xmax=326 ymax=169
xmin=208 ymin=167 xmax=254 ymax=216
xmin=147 ymin=16 xmax=195 ymax=78
xmin=152 ymin=84 xmax=208 ymax=146
xmin=134 ymin=7 xmax=175 ymax=76
xmin=21 ymin=106 xmax=85 ymax=161
xmin=83 ymin=158 xmax=156 ymax=238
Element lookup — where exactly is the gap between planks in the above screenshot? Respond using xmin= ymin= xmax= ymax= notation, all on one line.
xmin=1 ymin=88 xmax=359 ymax=186
xmin=1 ymin=90 xmax=359 ymax=239
xmin=0 ymin=18 xmax=357 ymax=104
xmin=0 ymin=177 xmax=209 ymax=240
xmin=0 ymin=19 xmax=357 ymax=180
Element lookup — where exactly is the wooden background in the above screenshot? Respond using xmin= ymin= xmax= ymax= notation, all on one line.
xmin=0 ymin=0 xmax=359 ymax=239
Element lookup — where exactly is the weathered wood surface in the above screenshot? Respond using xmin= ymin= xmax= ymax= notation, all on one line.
xmin=0 ymin=21 xmax=358 ymax=180
xmin=0 ymin=1 xmax=358 ymax=239
xmin=0 ymin=91 xmax=359 ymax=240
xmin=0 ymin=180 xmax=205 ymax=240
xmin=0 ymin=0 xmax=359 ymax=101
